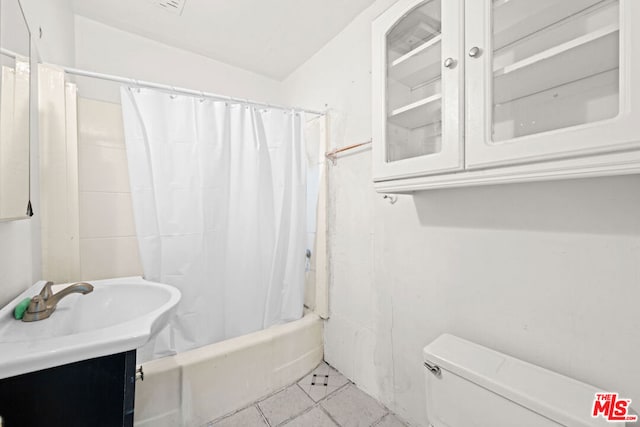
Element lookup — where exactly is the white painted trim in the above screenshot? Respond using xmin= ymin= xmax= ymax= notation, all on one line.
xmin=315 ymin=116 xmax=329 ymax=320
xmin=64 ymin=83 xmax=81 ymax=280
xmin=38 ymin=64 xmax=80 ymax=282
xmin=374 ymin=150 xmax=640 ymax=193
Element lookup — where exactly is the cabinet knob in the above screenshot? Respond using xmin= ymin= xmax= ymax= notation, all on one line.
xmin=443 ymin=57 xmax=456 ymax=68
xmin=468 ymin=47 xmax=482 ymax=58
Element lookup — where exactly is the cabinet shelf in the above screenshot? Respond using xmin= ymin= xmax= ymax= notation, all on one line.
xmin=492 ymin=0 xmax=604 ymax=50
xmin=389 ymin=35 xmax=441 ymax=88
xmin=388 ymin=94 xmax=442 ymax=129
xmin=493 ymin=24 xmax=618 ymax=104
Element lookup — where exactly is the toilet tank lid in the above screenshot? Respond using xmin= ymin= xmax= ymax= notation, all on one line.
xmin=423 ymin=334 xmax=621 ymax=427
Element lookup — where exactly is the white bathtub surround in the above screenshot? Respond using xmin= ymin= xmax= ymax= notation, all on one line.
xmin=209 ymin=361 xmax=407 ymax=427
xmin=38 ymin=74 xmax=144 ymax=282
xmin=303 ymin=115 xmax=329 ymax=318
xmin=37 ymin=64 xmax=81 ymax=283
xmin=121 ymin=88 xmax=320 ymax=360
xmin=134 ymin=312 xmax=323 ymax=427
xmin=77 ymin=97 xmax=142 ymax=280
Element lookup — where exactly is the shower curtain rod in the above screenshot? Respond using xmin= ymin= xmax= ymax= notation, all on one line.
xmin=0 ymin=48 xmax=22 ymax=60
xmin=58 ymin=65 xmax=326 ymax=116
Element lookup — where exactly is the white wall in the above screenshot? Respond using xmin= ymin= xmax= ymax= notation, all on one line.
xmin=0 ymin=219 xmax=33 ymax=305
xmin=20 ymin=0 xmax=75 ymax=66
xmin=74 ymin=16 xmax=284 ymax=105
xmin=283 ymin=1 xmax=640 ymax=425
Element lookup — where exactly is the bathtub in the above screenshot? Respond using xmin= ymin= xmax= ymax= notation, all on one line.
xmin=133 ymin=312 xmax=324 ymax=426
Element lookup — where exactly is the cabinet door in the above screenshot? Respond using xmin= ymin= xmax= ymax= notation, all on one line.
xmin=372 ymin=0 xmax=464 ymax=181
xmin=465 ymin=0 xmax=640 ymax=169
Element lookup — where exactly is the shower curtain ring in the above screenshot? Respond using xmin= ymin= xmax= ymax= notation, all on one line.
xmin=199 ymin=92 xmax=206 ymax=102
xmin=170 ymin=87 xmax=178 ymax=99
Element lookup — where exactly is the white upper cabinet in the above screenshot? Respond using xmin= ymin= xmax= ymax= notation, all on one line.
xmin=373 ymin=0 xmax=640 ymax=192
xmin=466 ymin=0 xmax=640 ymax=168
xmin=372 ymin=0 xmax=464 ymax=181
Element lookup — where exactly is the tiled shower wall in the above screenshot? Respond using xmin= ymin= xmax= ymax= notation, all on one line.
xmin=76 ymin=97 xmax=142 ymax=280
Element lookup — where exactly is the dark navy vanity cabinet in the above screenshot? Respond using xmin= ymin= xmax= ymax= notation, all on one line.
xmin=0 ymin=350 xmax=137 ymax=427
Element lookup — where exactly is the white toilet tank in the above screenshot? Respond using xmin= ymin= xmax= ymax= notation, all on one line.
xmin=424 ymin=334 xmax=633 ymax=427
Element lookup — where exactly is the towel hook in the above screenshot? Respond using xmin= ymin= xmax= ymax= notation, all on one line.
xmin=383 ymin=195 xmax=398 ymax=204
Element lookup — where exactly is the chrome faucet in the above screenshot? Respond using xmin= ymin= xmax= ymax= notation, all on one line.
xmin=22 ymin=281 xmax=94 ymax=322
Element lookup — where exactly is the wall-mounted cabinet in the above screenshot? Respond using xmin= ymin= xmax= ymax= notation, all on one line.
xmin=373 ymin=0 xmax=640 ymax=192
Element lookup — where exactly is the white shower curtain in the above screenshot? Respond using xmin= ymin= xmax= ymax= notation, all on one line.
xmin=120 ymin=88 xmax=314 ymax=360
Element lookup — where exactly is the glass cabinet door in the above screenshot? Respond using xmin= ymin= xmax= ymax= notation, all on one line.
xmin=386 ymin=0 xmax=442 ymax=163
xmin=466 ymin=0 xmax=640 ymax=169
xmin=372 ymin=0 xmax=463 ymax=181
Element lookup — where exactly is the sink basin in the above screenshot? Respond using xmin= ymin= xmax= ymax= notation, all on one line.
xmin=0 ymin=276 xmax=180 ymax=379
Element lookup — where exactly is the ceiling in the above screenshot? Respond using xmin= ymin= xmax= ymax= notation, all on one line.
xmin=73 ymin=0 xmax=376 ymax=80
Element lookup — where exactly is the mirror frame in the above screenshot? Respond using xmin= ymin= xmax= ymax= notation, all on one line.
xmin=0 ymin=0 xmax=32 ymax=221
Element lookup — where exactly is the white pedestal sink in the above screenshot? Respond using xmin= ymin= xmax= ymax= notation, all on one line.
xmin=0 ymin=276 xmax=181 ymax=379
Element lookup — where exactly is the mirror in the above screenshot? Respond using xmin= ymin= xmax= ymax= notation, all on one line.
xmin=0 ymin=0 xmax=30 ymax=221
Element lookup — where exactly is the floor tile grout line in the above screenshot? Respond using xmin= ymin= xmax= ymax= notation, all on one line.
xmin=317 ymin=403 xmax=342 ymax=427
xmin=277 ymin=380 xmax=349 ymax=426
xmin=320 ymin=381 xmax=394 ymax=427
xmin=255 ymin=403 xmax=272 ymax=427
xmin=317 ymin=380 xmax=351 ymax=403
xmin=266 ymin=382 xmax=318 ymax=426
xmin=278 ymin=403 xmax=320 ymax=427
xmin=206 ymin=402 xmax=255 ymax=425
xmin=380 ymin=412 xmax=410 ymax=427
xmin=209 ymin=364 xmax=321 ymax=425
xmin=370 ymin=410 xmax=391 ymax=427
xmin=257 ymin=370 xmax=315 ymax=406
xmin=295 ymin=382 xmax=314 ymax=401
xmin=296 ymin=368 xmax=350 ymax=403
xmin=269 ymin=392 xmax=315 ymax=426
xmin=274 ymin=398 xmax=315 ymax=426
xmin=209 ymin=360 xmax=407 ymax=426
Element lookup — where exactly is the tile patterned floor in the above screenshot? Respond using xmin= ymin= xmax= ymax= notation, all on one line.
xmin=208 ymin=361 xmax=407 ymax=427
